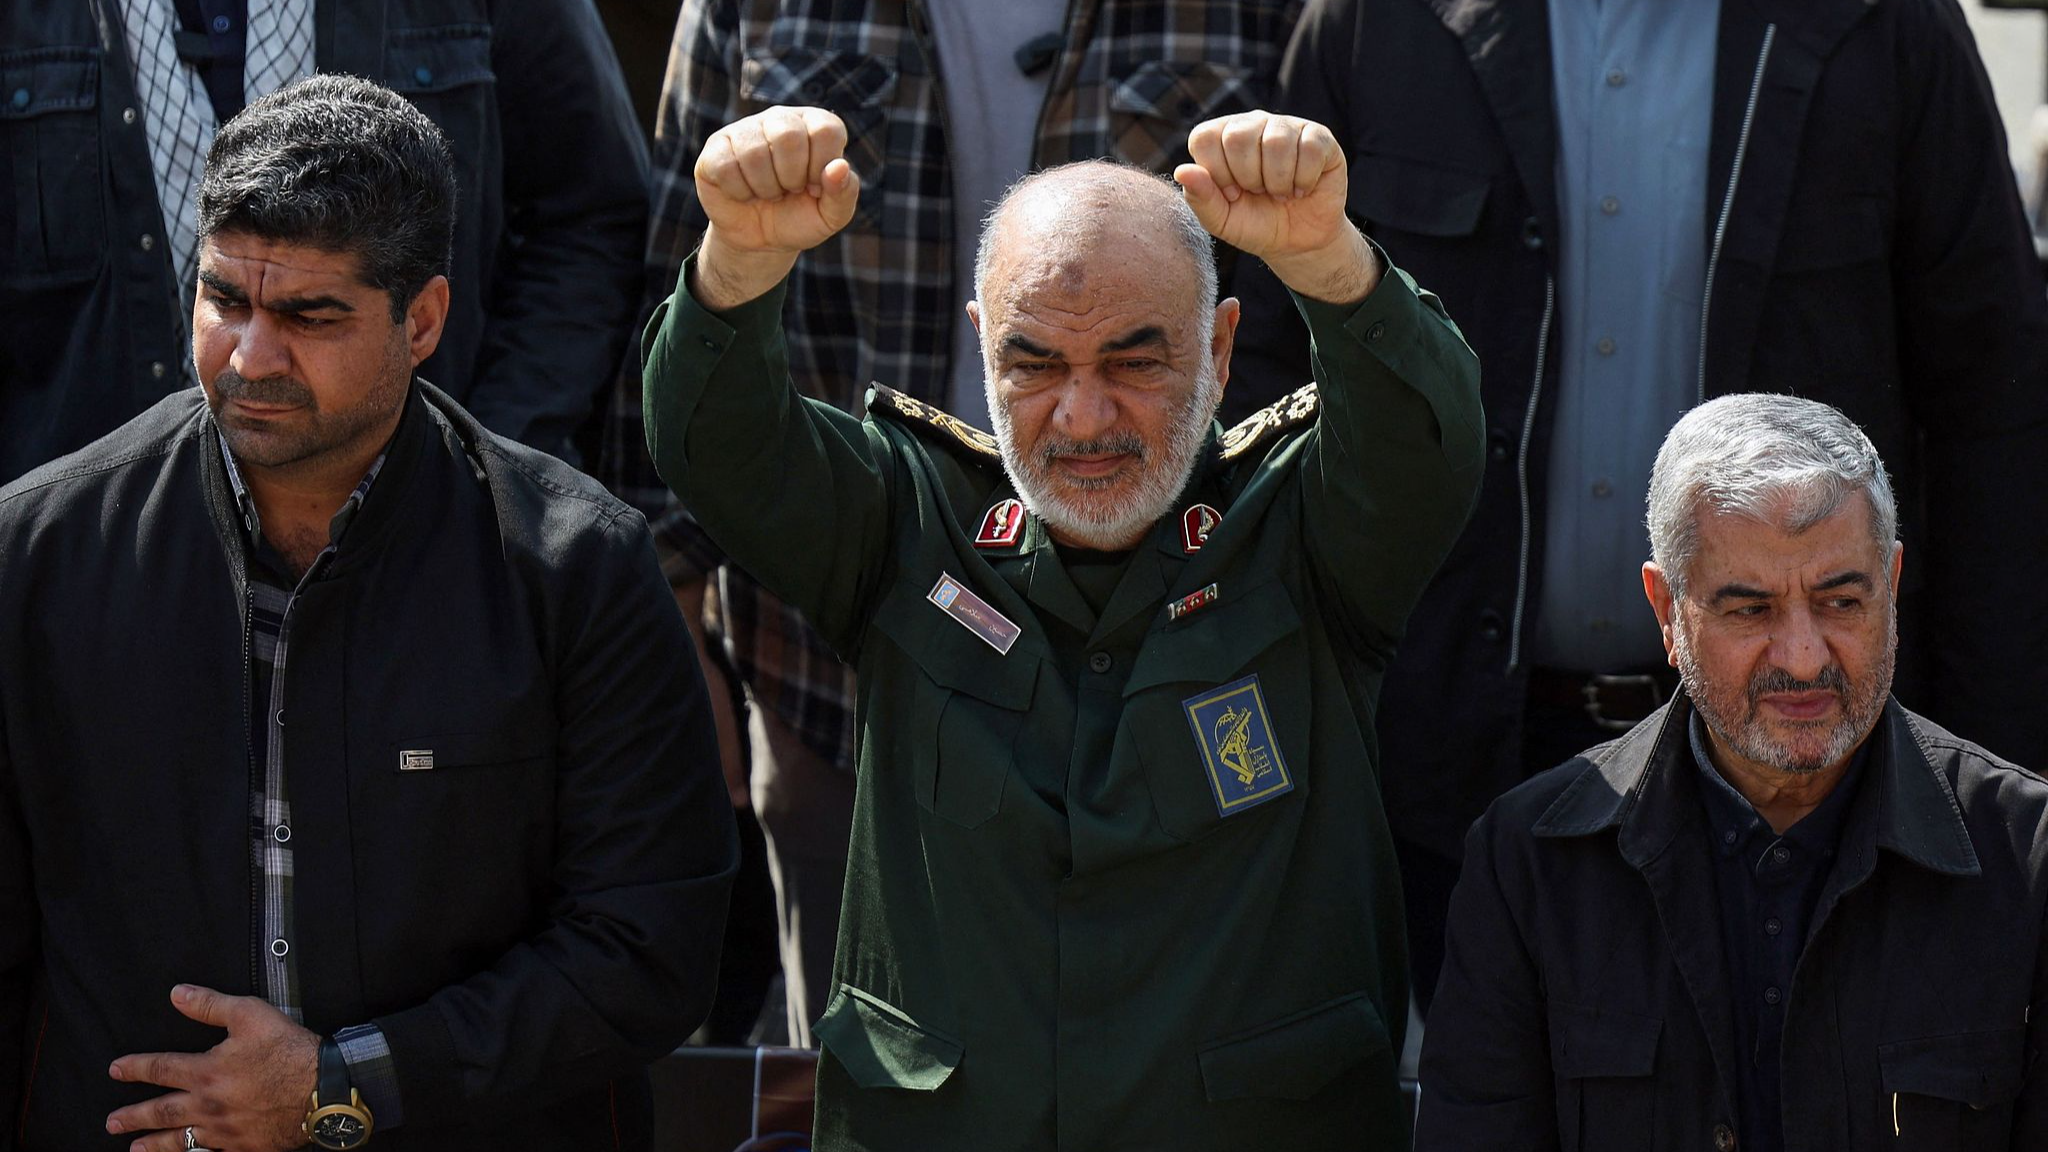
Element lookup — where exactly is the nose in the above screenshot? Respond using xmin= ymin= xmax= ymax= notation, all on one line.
xmin=229 ymin=310 xmax=291 ymax=382
xmin=1049 ymin=367 xmax=1118 ymax=443
xmin=1768 ymin=602 xmax=1830 ymax=683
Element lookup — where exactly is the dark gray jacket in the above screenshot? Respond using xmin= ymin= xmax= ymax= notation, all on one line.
xmin=0 ymin=384 xmax=736 ymax=1149
xmin=1417 ymin=696 xmax=2048 ymax=1152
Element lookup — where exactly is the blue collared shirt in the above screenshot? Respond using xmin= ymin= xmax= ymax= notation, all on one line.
xmin=1532 ymin=0 xmax=1718 ymax=669
xmin=1692 ymin=714 xmax=1870 ymax=1152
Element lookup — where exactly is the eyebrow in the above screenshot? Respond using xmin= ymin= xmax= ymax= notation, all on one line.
xmin=198 ymin=270 xmax=356 ymax=315
xmin=1708 ymin=570 xmax=1874 ymax=605
xmin=998 ymin=326 xmax=1172 ymax=361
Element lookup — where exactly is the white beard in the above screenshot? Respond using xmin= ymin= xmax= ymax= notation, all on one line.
xmin=989 ymin=352 xmax=1223 ymax=550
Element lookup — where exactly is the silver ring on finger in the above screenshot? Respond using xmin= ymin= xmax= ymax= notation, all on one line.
xmin=183 ymin=1126 xmax=210 ymax=1152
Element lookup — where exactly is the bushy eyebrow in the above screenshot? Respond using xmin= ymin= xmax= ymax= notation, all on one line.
xmin=198 ymin=270 xmax=356 ymax=315
xmin=1709 ymin=570 xmax=1873 ymax=605
xmin=999 ymin=325 xmax=1171 ymax=361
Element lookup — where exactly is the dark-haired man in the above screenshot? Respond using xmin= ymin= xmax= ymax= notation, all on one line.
xmin=0 ymin=75 xmax=736 ymax=1151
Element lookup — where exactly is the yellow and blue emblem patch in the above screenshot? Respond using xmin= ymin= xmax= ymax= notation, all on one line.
xmin=1182 ymin=674 xmax=1294 ymax=816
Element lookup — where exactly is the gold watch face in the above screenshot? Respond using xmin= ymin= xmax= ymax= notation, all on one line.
xmin=307 ymin=1104 xmax=372 ymax=1150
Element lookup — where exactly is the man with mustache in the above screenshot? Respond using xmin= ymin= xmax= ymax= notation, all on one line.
xmin=0 ymin=75 xmax=736 ymax=1150
xmin=1415 ymin=394 xmax=2048 ymax=1151
xmin=642 ymin=105 xmax=1483 ymax=1147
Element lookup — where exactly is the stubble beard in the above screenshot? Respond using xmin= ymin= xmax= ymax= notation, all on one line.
xmin=990 ymin=353 xmax=1222 ymax=550
xmin=1674 ymin=605 xmax=1896 ymax=776
xmin=208 ymin=335 xmax=411 ymax=471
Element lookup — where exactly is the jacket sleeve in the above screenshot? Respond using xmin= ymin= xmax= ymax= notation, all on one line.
xmin=367 ymin=508 xmax=738 ymax=1122
xmin=1890 ymin=0 xmax=2048 ymax=769
xmin=459 ymin=0 xmax=652 ymax=466
xmin=1412 ymin=808 xmax=1561 ymax=1152
xmin=1294 ymin=259 xmax=1485 ymax=660
xmin=641 ymin=264 xmax=897 ymax=656
xmin=0 ymin=703 xmax=27 ymax=1147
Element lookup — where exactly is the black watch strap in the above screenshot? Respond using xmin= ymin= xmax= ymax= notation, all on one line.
xmin=316 ymin=1037 xmax=352 ymax=1107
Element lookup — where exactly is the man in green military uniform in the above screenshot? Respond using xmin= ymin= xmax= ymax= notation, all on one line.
xmin=644 ymin=103 xmax=1483 ymax=1149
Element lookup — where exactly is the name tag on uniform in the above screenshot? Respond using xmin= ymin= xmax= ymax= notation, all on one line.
xmin=928 ymin=572 xmax=1021 ymax=655
xmin=1182 ymin=675 xmax=1294 ymax=816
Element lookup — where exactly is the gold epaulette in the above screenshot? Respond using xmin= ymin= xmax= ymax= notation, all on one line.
xmin=1219 ymin=383 xmax=1319 ymax=461
xmin=866 ymin=384 xmax=1000 ymax=458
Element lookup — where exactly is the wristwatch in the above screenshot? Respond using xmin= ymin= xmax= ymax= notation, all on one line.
xmin=303 ymin=1037 xmax=375 ymax=1150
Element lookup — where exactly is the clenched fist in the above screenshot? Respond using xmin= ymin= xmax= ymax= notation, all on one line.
xmin=691 ymin=105 xmax=861 ymax=310
xmin=1174 ymin=111 xmax=1377 ymax=305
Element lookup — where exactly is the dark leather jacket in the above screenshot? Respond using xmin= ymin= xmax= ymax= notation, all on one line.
xmin=0 ymin=0 xmax=650 ymax=481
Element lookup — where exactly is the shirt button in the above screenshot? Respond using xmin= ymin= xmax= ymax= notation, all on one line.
xmin=275 ymin=708 xmax=286 ymax=727
xmin=9 ymin=88 xmax=27 ymax=109
xmin=139 ymin=233 xmax=156 ymax=251
xmin=151 ymin=361 xmax=168 ymax=379
xmin=272 ymin=824 xmax=292 ymax=843
xmin=270 ymin=938 xmax=290 ymax=958
xmin=1088 ymin=651 xmax=1113 ymax=674
xmin=1764 ymin=917 xmax=1781 ymax=936
xmin=1596 ymin=336 xmax=1616 ymax=356
xmin=210 ymin=14 xmax=231 ymax=31
xmin=1591 ymin=478 xmax=1612 ymax=498
xmin=1600 ymin=195 xmax=1621 ymax=216
xmin=1723 ymin=830 xmax=1738 ymax=845
xmin=1714 ymin=1123 xmax=1737 ymax=1151
xmin=414 ymin=66 xmax=434 ymax=85
xmin=1521 ymin=215 xmax=1544 ymax=251
xmin=1763 ymin=986 xmax=1782 ymax=1005
xmin=122 ymin=106 xmax=138 ymax=124
xmin=1772 ymin=845 xmax=1791 ymax=864
xmin=1607 ymin=69 xmax=1628 ymax=87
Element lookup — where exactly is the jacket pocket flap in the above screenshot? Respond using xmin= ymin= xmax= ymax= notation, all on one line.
xmin=385 ymin=24 xmax=494 ymax=94
xmin=386 ymin=730 xmax=546 ymax=772
xmin=871 ymin=579 xmax=1038 ymax=709
xmin=741 ymin=48 xmax=898 ymax=110
xmin=816 ymin=985 xmax=962 ymax=1091
xmin=1124 ymin=578 xmax=1299 ymax=695
xmin=0 ymin=49 xmax=97 ymax=120
xmin=1350 ymin=152 xmax=1490 ymax=239
xmin=1880 ymin=1028 xmax=2026 ymax=1107
xmin=1109 ymin=60 xmax=1253 ymax=123
xmin=1551 ymin=1004 xmax=1661 ymax=1078
xmin=1197 ymin=992 xmax=1390 ymax=1102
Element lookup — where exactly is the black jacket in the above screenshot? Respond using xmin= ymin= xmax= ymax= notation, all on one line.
xmin=0 ymin=0 xmax=650 ymax=481
xmin=1415 ymin=697 xmax=2048 ymax=1152
xmin=1233 ymin=0 xmax=2048 ymax=860
xmin=0 ymin=385 xmax=737 ymax=1149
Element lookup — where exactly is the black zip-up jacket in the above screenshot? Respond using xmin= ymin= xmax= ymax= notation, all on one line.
xmin=1233 ymin=0 xmax=2048 ymax=861
xmin=0 ymin=384 xmax=737 ymax=1149
xmin=0 ymin=0 xmax=650 ymax=481
xmin=1417 ymin=696 xmax=2048 ymax=1151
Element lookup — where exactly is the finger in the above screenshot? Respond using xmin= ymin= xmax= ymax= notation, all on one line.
xmin=1172 ymin=163 xmax=1229 ymax=236
xmin=169 ymin=984 xmax=243 ymax=1030
xmin=109 ymin=1050 xmax=204 ymax=1090
xmin=1259 ymin=116 xmax=1304 ymax=200
xmin=122 ymin=1126 xmax=200 ymax=1152
xmin=1185 ymin=119 xmax=1239 ymax=203
xmin=799 ymin=107 xmax=849 ymax=197
xmin=1297 ymin=121 xmax=1344 ymax=197
xmin=1218 ymin=114 xmax=1269 ymax=196
xmin=817 ymin=157 xmax=861 ymax=233
xmin=104 ymin=1089 xmax=198 ymax=1137
xmin=761 ymin=106 xmax=816 ymax=197
xmin=696 ymin=133 xmax=759 ymax=205
xmin=732 ymin=114 xmax=788 ymax=202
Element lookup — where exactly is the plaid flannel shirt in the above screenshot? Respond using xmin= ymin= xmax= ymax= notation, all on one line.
xmin=602 ymin=0 xmax=1301 ymax=773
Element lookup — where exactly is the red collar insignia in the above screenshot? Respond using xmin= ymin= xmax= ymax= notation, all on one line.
xmin=1182 ymin=503 xmax=1222 ymax=553
xmin=975 ymin=498 xmax=1025 ymax=548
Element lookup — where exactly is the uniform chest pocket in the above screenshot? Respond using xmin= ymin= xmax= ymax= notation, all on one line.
xmin=1122 ymin=579 xmax=1311 ymax=843
xmin=1880 ymin=1027 xmax=2026 ymax=1152
xmin=873 ymin=582 xmax=1038 ymax=829
xmin=1551 ymin=1003 xmax=1662 ymax=1152
xmin=1 ymin=48 xmax=103 ymax=281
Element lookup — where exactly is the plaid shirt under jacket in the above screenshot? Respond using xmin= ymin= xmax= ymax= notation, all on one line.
xmin=604 ymin=0 xmax=1302 ymax=773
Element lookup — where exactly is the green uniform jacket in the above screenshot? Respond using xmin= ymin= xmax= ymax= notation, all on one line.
xmin=644 ymin=253 xmax=1483 ymax=1150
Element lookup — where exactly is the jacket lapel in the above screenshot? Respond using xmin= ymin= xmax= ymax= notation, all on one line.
xmin=1424 ymin=0 xmax=1560 ymax=247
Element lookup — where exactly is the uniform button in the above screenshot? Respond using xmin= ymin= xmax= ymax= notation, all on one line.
xmin=700 ymin=337 xmax=719 ymax=351
xmin=1088 ymin=651 xmax=1112 ymax=674
xmin=1600 ymin=195 xmax=1621 ymax=216
xmin=1714 ymin=1123 xmax=1737 ymax=1151
xmin=1607 ymin=69 xmax=1628 ymax=87
xmin=1479 ymin=610 xmax=1505 ymax=642
xmin=270 ymin=938 xmax=290 ymax=958
xmin=414 ymin=66 xmax=434 ymax=85
xmin=139 ymin=233 xmax=155 ymax=252
xmin=1764 ymin=917 xmax=1781 ymax=936
xmin=1591 ymin=478 xmax=1612 ymax=498
xmin=1365 ymin=322 xmax=1386 ymax=343
xmin=1723 ymin=830 xmax=1738 ymax=845
xmin=1772 ymin=845 xmax=1791 ymax=865
xmin=151 ymin=361 xmax=167 ymax=379
xmin=1521 ymin=215 xmax=1544 ymax=251
xmin=272 ymin=824 xmax=292 ymax=843
xmin=122 ymin=106 xmax=137 ymax=124
xmin=9 ymin=88 xmax=28 ymax=109
xmin=211 ymin=14 xmax=231 ymax=31
xmin=1763 ymin=986 xmax=1781 ymax=1005
xmin=1595 ymin=336 xmax=1616 ymax=356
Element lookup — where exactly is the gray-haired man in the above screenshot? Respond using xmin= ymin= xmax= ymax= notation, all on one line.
xmin=1416 ymin=394 xmax=2048 ymax=1151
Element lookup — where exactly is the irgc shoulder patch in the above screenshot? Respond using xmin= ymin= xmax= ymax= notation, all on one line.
xmin=1182 ymin=674 xmax=1294 ymax=816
